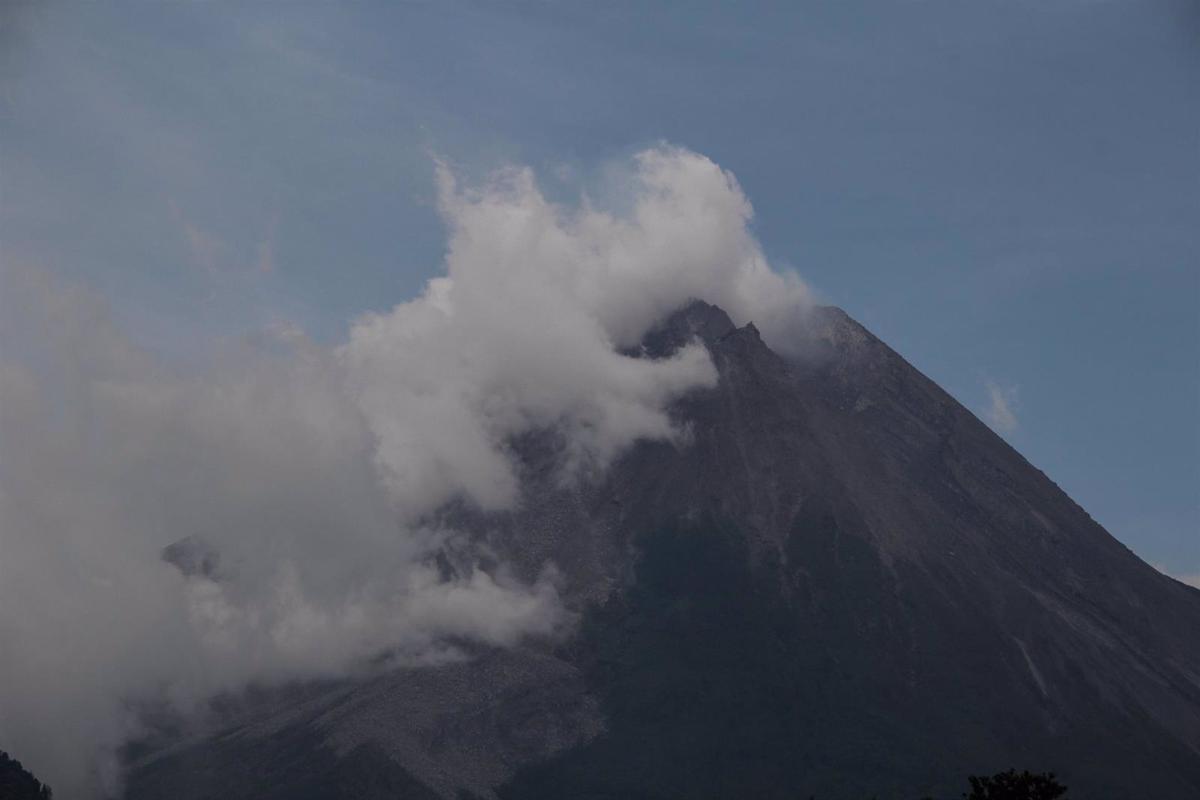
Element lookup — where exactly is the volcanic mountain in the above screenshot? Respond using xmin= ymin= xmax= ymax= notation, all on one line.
xmin=124 ymin=302 xmax=1200 ymax=799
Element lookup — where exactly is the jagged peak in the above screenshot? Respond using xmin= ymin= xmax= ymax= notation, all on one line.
xmin=641 ymin=299 xmax=877 ymax=370
xmin=639 ymin=299 xmax=736 ymax=357
xmin=662 ymin=299 xmax=737 ymax=340
xmin=162 ymin=535 xmax=221 ymax=580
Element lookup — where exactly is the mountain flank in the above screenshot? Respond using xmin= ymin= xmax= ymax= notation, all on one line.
xmin=124 ymin=301 xmax=1200 ymax=800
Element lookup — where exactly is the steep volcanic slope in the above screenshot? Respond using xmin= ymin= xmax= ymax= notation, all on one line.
xmin=124 ymin=302 xmax=1200 ymax=799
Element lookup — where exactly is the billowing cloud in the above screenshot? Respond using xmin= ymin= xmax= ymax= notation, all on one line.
xmin=982 ymin=379 xmax=1019 ymax=434
xmin=0 ymin=268 xmax=569 ymax=798
xmin=0 ymin=145 xmax=810 ymax=797
xmin=345 ymin=145 xmax=812 ymax=513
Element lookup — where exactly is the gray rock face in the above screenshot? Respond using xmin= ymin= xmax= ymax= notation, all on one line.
xmin=124 ymin=301 xmax=1200 ymax=799
xmin=125 ymin=649 xmax=603 ymax=800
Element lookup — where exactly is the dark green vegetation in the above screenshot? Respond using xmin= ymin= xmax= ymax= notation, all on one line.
xmin=0 ymin=749 xmax=52 ymax=800
xmin=963 ymin=769 xmax=1067 ymax=800
xmin=797 ymin=769 xmax=1069 ymax=799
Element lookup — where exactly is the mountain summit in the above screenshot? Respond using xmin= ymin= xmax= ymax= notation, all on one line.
xmin=126 ymin=302 xmax=1200 ymax=799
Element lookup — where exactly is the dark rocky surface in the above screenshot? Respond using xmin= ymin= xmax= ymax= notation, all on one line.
xmin=124 ymin=301 xmax=1200 ymax=799
xmin=0 ymin=749 xmax=53 ymax=799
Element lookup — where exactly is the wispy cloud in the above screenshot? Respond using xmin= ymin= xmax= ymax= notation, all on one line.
xmin=170 ymin=200 xmax=279 ymax=282
xmin=982 ymin=379 xmax=1019 ymax=434
xmin=255 ymin=214 xmax=279 ymax=275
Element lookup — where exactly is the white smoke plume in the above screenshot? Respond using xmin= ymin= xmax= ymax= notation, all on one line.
xmin=982 ymin=379 xmax=1020 ymax=435
xmin=0 ymin=145 xmax=811 ymax=797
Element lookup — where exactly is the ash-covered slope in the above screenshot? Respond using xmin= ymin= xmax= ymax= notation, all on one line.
xmin=124 ymin=301 xmax=1200 ymax=800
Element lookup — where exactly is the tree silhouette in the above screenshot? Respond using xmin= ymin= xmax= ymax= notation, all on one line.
xmin=964 ymin=769 xmax=1067 ymax=800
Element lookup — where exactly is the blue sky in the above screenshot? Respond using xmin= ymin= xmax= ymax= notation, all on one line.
xmin=2 ymin=0 xmax=1196 ymax=578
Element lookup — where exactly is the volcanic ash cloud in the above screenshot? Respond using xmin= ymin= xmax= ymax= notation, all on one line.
xmin=0 ymin=144 xmax=811 ymax=797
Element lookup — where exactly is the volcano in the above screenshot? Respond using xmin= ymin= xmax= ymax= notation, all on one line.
xmin=124 ymin=302 xmax=1200 ymax=800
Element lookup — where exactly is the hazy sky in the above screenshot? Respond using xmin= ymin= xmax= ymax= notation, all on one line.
xmin=2 ymin=0 xmax=1197 ymax=580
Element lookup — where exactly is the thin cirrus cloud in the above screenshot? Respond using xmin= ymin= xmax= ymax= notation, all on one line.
xmin=169 ymin=200 xmax=279 ymax=283
xmin=982 ymin=379 xmax=1020 ymax=435
xmin=0 ymin=145 xmax=810 ymax=798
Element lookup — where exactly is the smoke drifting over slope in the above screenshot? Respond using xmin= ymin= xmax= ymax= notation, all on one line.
xmin=0 ymin=146 xmax=811 ymax=796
